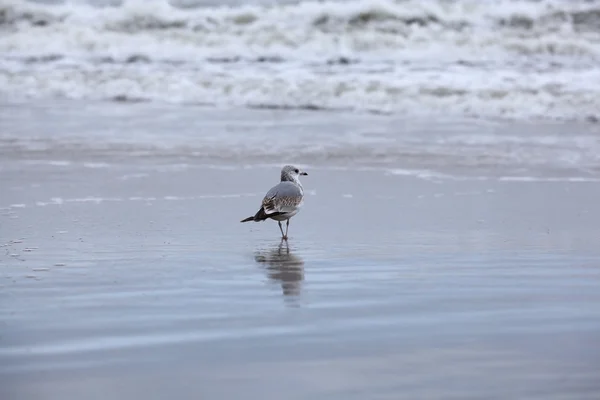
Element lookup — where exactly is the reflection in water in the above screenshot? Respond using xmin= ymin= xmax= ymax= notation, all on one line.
xmin=254 ymin=240 xmax=304 ymax=298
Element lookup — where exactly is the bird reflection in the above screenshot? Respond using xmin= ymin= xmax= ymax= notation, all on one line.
xmin=254 ymin=239 xmax=304 ymax=298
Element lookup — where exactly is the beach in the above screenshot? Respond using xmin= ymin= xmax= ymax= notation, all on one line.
xmin=2 ymin=101 xmax=600 ymax=399
xmin=2 ymin=0 xmax=600 ymax=397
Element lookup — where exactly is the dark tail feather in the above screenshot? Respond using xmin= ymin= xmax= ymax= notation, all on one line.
xmin=240 ymin=208 xmax=269 ymax=223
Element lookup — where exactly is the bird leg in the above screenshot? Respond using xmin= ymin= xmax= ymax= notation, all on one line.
xmin=285 ymin=219 xmax=290 ymax=239
xmin=278 ymin=221 xmax=286 ymax=239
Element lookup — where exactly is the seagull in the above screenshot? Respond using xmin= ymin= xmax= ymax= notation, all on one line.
xmin=241 ymin=165 xmax=308 ymax=240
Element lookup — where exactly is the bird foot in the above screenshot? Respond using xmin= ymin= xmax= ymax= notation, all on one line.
xmin=281 ymin=235 xmax=288 ymax=241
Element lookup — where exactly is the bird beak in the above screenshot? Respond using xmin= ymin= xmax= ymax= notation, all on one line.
xmin=301 ymin=171 xmax=308 ymax=176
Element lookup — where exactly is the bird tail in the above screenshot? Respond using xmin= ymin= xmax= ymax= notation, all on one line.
xmin=240 ymin=208 xmax=269 ymax=223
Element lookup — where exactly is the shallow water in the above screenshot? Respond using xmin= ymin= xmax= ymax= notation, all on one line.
xmin=2 ymin=100 xmax=600 ymax=181
xmin=3 ymin=0 xmax=600 ymax=393
xmin=2 ymin=156 xmax=600 ymax=399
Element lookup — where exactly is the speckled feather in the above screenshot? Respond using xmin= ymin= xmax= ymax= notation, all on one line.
xmin=262 ymin=181 xmax=304 ymax=214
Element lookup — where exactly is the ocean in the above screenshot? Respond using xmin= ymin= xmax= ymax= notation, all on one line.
xmin=2 ymin=0 xmax=600 ymax=119
xmin=3 ymin=3 xmax=600 ymax=398
xmin=2 ymin=0 xmax=600 ymax=181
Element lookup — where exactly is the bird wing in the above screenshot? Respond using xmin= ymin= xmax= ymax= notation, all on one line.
xmin=261 ymin=182 xmax=303 ymax=214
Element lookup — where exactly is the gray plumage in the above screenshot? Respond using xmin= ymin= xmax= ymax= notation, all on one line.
xmin=241 ymin=165 xmax=308 ymax=240
xmin=262 ymin=181 xmax=303 ymax=213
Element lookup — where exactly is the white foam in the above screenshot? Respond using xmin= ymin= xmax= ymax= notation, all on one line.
xmin=3 ymin=55 xmax=600 ymax=121
xmin=119 ymin=173 xmax=149 ymax=180
xmin=498 ymin=176 xmax=600 ymax=182
xmin=24 ymin=160 xmax=72 ymax=167
xmin=12 ymin=193 xmax=261 ymax=209
xmin=386 ymin=169 xmax=451 ymax=181
xmin=83 ymin=162 xmax=110 ymax=168
xmin=1 ymin=0 xmax=600 ymax=120
xmin=4 ymin=0 xmax=599 ymax=61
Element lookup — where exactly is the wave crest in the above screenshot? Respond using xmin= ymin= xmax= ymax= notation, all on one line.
xmin=2 ymin=0 xmax=600 ymax=120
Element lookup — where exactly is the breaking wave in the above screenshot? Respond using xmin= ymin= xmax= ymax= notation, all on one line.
xmin=2 ymin=0 xmax=600 ymax=120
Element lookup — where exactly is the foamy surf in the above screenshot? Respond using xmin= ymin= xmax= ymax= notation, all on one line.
xmin=2 ymin=0 xmax=600 ymax=120
xmin=1 ymin=99 xmax=599 ymax=181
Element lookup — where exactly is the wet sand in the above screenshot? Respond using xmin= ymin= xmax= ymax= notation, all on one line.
xmin=2 ymin=163 xmax=600 ymax=399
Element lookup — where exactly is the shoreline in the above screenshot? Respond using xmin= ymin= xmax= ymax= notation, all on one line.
xmin=2 ymin=102 xmax=600 ymax=399
xmin=2 ymin=99 xmax=600 ymax=182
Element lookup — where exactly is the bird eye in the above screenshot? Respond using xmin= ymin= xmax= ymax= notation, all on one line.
xmin=294 ymin=169 xmax=299 ymax=173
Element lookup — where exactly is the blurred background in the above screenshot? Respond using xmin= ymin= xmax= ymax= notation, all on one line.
xmin=3 ymin=0 xmax=600 ymax=119
xmin=2 ymin=0 xmax=600 ymax=180
xmin=2 ymin=2 xmax=600 ymax=399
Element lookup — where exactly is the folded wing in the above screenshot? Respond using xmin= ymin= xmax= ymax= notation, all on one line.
xmin=262 ymin=182 xmax=304 ymax=215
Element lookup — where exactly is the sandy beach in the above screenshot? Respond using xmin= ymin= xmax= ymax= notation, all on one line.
xmin=3 ymin=0 xmax=600 ymax=397
xmin=2 ymin=154 xmax=600 ymax=399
